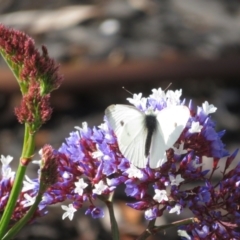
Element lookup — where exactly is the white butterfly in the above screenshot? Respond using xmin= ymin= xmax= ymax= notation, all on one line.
xmin=105 ymin=104 xmax=190 ymax=169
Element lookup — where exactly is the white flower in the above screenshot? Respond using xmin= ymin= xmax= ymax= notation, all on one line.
xmin=169 ymin=204 xmax=181 ymax=214
xmin=92 ymin=180 xmax=108 ymax=195
xmin=98 ymin=122 xmax=109 ymax=131
xmin=189 ymin=121 xmax=203 ymax=133
xmin=22 ymin=193 xmax=36 ymax=208
xmin=150 ymin=88 xmax=166 ymax=101
xmin=74 ymin=178 xmax=88 ymax=195
xmin=127 ymin=93 xmax=147 ymax=109
xmin=145 ymin=209 xmax=154 ymax=219
xmin=61 ymin=204 xmax=77 ymax=221
xmin=75 ymin=122 xmax=88 ymax=132
xmin=22 ymin=175 xmax=38 ymax=192
xmin=62 ymin=171 xmax=71 ymax=179
xmin=126 ymin=164 xmax=143 ymax=178
xmin=92 ymin=145 xmax=104 ymax=159
xmin=172 ymin=142 xmax=187 ymax=155
xmin=2 ymin=167 xmax=14 ymax=179
xmin=0 ymin=155 xmax=13 ymax=166
xmin=153 ymin=189 xmax=168 ymax=203
xmin=177 ymin=230 xmax=191 ymax=240
xmin=202 ymin=101 xmax=217 ymax=115
xmin=166 ymin=89 xmax=182 ymax=105
xmin=169 ymin=174 xmax=185 ymax=186
xmin=127 ymin=93 xmax=142 ymax=104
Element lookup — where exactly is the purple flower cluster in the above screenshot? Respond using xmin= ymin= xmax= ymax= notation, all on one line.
xmin=178 ymin=151 xmax=240 ymax=239
xmin=55 ymin=121 xmax=127 ymax=219
xmin=53 ymin=88 xmax=239 ymax=239
xmin=1 ymin=88 xmax=240 ymax=239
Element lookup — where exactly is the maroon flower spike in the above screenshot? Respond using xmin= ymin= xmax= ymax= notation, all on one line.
xmin=0 ymin=24 xmax=63 ymax=94
xmin=40 ymin=144 xmax=59 ymax=188
xmin=0 ymin=24 xmax=63 ymax=129
xmin=0 ymin=24 xmax=30 ymax=63
xmin=14 ymin=82 xmax=52 ymax=131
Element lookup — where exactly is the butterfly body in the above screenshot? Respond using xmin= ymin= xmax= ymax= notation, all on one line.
xmin=144 ymin=114 xmax=157 ymax=158
xmin=105 ymin=104 xmax=190 ymax=169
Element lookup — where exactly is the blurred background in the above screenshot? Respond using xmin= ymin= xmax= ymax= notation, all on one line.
xmin=1 ymin=0 xmax=240 ymax=239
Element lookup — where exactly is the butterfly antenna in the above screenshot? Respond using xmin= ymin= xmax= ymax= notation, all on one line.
xmin=122 ymin=86 xmax=133 ymax=95
xmin=164 ymin=83 xmax=172 ymax=91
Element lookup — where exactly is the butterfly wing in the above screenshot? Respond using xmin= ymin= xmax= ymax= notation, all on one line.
xmin=149 ymin=121 xmax=167 ymax=168
xmin=156 ymin=105 xmax=190 ymax=147
xmin=149 ymin=106 xmax=190 ymax=168
xmin=105 ymin=104 xmax=148 ymax=168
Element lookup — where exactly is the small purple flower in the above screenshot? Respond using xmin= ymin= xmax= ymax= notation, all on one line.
xmin=197 ymin=186 xmax=211 ymax=204
xmin=85 ymin=206 xmax=104 ymax=219
xmin=144 ymin=207 xmax=159 ymax=220
xmin=193 ymin=225 xmax=210 ymax=238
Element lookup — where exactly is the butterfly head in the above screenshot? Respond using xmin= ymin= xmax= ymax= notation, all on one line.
xmin=144 ymin=107 xmax=157 ymax=116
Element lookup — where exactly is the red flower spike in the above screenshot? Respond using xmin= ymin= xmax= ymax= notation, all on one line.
xmin=0 ymin=24 xmax=63 ymax=94
xmin=40 ymin=145 xmax=59 ymax=188
xmin=14 ymin=82 xmax=52 ymax=130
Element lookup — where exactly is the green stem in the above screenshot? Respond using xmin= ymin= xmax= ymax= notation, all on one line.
xmin=2 ymin=189 xmax=43 ymax=240
xmin=136 ymin=217 xmax=196 ymax=240
xmin=152 ymin=217 xmax=196 ymax=232
xmin=0 ymin=124 xmax=35 ymax=238
xmin=136 ymin=219 xmax=156 ymax=240
xmin=0 ymin=50 xmax=27 ymax=94
xmin=22 ymin=124 xmax=35 ymax=157
xmin=101 ymin=192 xmax=120 ymax=240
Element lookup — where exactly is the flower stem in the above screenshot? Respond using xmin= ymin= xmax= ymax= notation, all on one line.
xmin=2 ymin=187 xmax=43 ymax=240
xmin=136 ymin=219 xmax=156 ymax=240
xmin=0 ymin=124 xmax=35 ymax=238
xmin=0 ymin=50 xmax=26 ymax=94
xmin=102 ymin=192 xmax=120 ymax=240
xmin=136 ymin=217 xmax=196 ymax=240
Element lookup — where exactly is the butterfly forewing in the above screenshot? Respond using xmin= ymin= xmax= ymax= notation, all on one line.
xmin=105 ymin=104 xmax=147 ymax=167
xmin=149 ymin=121 xmax=168 ymax=168
xmin=119 ymin=127 xmax=148 ymax=168
xmin=156 ymin=106 xmax=190 ymax=148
